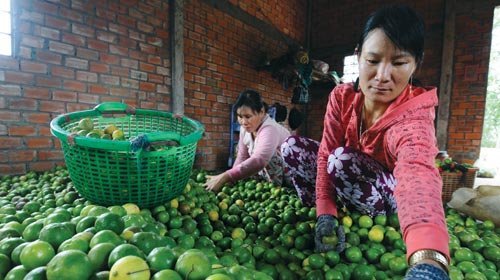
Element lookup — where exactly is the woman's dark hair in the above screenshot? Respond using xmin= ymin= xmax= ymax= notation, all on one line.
xmin=357 ymin=4 xmax=425 ymax=66
xmin=288 ymin=107 xmax=303 ymax=131
xmin=234 ymin=89 xmax=268 ymax=113
xmin=273 ymin=103 xmax=288 ymax=123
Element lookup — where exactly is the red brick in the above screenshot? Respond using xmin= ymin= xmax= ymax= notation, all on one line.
xmin=51 ymin=66 xmax=75 ymax=79
xmin=36 ymin=50 xmax=63 ymax=65
xmin=39 ymin=126 xmax=52 ymax=137
xmin=109 ymin=23 xmax=128 ymax=35
xmin=9 ymin=98 xmax=38 ymax=110
xmin=33 ymin=0 xmax=58 ymax=15
xmin=0 ymin=136 xmax=22 ymax=148
xmin=29 ymin=161 xmax=58 ymax=173
xmin=38 ymin=150 xmax=63 ymax=161
xmin=53 ymin=90 xmax=77 ymax=102
xmin=139 ymin=62 xmax=155 ymax=73
xmin=101 ymin=75 xmax=120 ymax=86
xmin=111 ymin=66 xmax=129 ymax=77
xmin=9 ymin=125 xmax=37 ymax=136
xmin=121 ymin=78 xmax=139 ymax=89
xmin=88 ymin=16 xmax=108 ymax=30
xmin=0 ymin=164 xmax=26 ymax=175
xmin=36 ymin=76 xmax=62 ymax=88
xmin=39 ymin=101 xmax=66 ymax=113
xmin=119 ymin=36 xmax=137 ymax=49
xmin=63 ymin=80 xmax=87 ymax=92
xmin=21 ymin=35 xmax=45 ymax=49
xmin=109 ymin=87 xmax=129 ymax=97
xmin=76 ymin=48 xmax=99 ymax=60
xmin=49 ymin=41 xmax=75 ymax=55
xmin=110 ymin=45 xmax=129 ymax=56
xmin=138 ymin=22 xmax=154 ymax=34
xmin=20 ymin=10 xmax=44 ymax=24
xmin=0 ymin=57 xmax=20 ymax=70
xmin=78 ymin=93 xmax=99 ymax=104
xmin=23 ymin=87 xmax=50 ymax=99
xmin=101 ymin=54 xmax=120 ymax=65
xmin=60 ymin=7 xmax=84 ymax=22
xmin=121 ymin=58 xmax=138 ymax=69
xmin=129 ymin=50 xmax=148 ymax=61
xmin=139 ymin=82 xmax=155 ymax=91
xmin=88 ymin=39 xmax=109 ymax=52
xmin=139 ymin=43 xmax=157 ymax=55
xmin=148 ymin=73 xmax=163 ymax=83
xmin=0 ymin=113 xmax=21 ymax=125
xmin=39 ymin=26 xmax=60 ymax=40
xmin=0 ymin=84 xmax=22 ymax=96
xmin=20 ymin=61 xmax=48 ymax=74
xmin=23 ymin=112 xmax=51 ymax=124
xmin=5 ymin=72 xmax=34 ymax=85
xmin=147 ymin=55 xmax=162 ymax=65
xmin=9 ymin=150 xmax=36 ymax=162
xmin=96 ymin=7 xmax=116 ymax=21
xmin=117 ymin=14 xmax=136 ymax=28
xmin=62 ymin=33 xmax=86 ymax=46
xmin=66 ymin=102 xmax=91 ymax=112
xmin=65 ymin=57 xmax=89 ymax=70
xmin=89 ymin=62 xmax=109 ymax=74
xmin=46 ymin=15 xmax=71 ymax=30
xmin=76 ymin=71 xmax=98 ymax=82
xmin=89 ymin=84 xmax=108 ymax=95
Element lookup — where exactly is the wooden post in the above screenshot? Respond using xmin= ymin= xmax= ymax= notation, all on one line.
xmin=170 ymin=0 xmax=184 ymax=115
xmin=437 ymin=0 xmax=456 ymax=150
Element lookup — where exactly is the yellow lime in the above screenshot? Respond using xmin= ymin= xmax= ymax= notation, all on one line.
xmin=368 ymin=227 xmax=384 ymax=243
xmin=109 ymin=255 xmax=150 ymax=280
xmin=122 ymin=203 xmax=140 ymax=215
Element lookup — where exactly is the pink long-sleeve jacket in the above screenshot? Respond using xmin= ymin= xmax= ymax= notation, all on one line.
xmin=227 ymin=115 xmax=290 ymax=182
xmin=316 ymin=83 xmax=450 ymax=261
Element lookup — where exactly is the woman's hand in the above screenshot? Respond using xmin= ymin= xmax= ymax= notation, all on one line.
xmin=204 ymin=172 xmax=230 ymax=192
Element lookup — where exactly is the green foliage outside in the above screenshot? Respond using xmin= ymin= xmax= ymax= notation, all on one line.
xmin=483 ymin=7 xmax=500 ymax=148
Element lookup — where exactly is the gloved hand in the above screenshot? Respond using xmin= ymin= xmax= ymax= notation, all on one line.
xmin=404 ymin=263 xmax=449 ymax=280
xmin=314 ymin=214 xmax=345 ymax=253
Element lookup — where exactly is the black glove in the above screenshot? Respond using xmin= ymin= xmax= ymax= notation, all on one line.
xmin=404 ymin=263 xmax=449 ymax=280
xmin=314 ymin=214 xmax=345 ymax=253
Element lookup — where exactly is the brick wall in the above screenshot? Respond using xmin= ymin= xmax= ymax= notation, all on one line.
xmin=0 ymin=0 xmax=173 ymax=174
xmin=1 ymin=0 xmax=494 ymax=174
xmin=0 ymin=0 xmax=306 ymax=174
xmin=448 ymin=1 xmax=497 ymax=164
xmin=308 ymin=0 xmax=494 ymax=164
xmin=184 ymin=0 xmax=306 ymax=170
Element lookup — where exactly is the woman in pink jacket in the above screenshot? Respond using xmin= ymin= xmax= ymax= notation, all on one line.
xmin=308 ymin=4 xmax=450 ymax=279
xmin=204 ymin=89 xmax=290 ymax=192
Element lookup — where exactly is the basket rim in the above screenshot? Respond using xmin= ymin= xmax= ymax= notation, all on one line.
xmin=50 ymin=102 xmax=204 ymax=151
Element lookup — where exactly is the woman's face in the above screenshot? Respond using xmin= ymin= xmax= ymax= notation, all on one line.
xmin=358 ymin=28 xmax=417 ymax=105
xmin=236 ymin=105 xmax=265 ymax=133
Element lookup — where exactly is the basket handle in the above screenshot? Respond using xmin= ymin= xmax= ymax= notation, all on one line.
xmin=94 ymin=102 xmax=136 ymax=115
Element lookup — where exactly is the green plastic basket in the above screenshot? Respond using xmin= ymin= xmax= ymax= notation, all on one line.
xmin=50 ymin=102 xmax=204 ymax=208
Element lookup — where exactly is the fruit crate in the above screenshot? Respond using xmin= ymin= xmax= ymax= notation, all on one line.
xmin=441 ymin=167 xmax=478 ymax=202
xmin=50 ymin=102 xmax=204 ymax=208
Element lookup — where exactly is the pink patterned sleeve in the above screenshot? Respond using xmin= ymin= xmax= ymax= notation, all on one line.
xmin=226 ymin=125 xmax=285 ymax=182
xmin=386 ymin=120 xmax=450 ymax=261
xmin=316 ymin=88 xmax=345 ymax=217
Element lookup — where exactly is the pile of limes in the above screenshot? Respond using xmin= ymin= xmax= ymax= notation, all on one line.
xmin=70 ymin=118 xmax=125 ymax=140
xmin=0 ymin=167 xmax=498 ymax=280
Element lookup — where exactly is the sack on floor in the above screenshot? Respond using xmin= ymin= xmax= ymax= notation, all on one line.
xmin=447 ymin=185 xmax=500 ymax=227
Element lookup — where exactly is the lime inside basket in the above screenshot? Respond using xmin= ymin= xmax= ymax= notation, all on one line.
xmin=50 ymin=102 xmax=204 ymax=208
